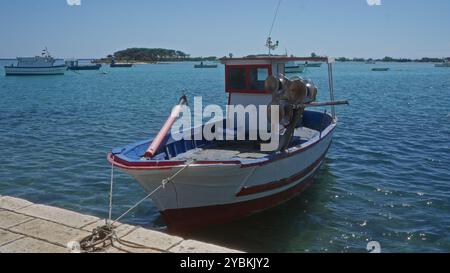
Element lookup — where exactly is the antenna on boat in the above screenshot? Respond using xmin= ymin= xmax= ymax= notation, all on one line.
xmin=266 ymin=0 xmax=282 ymax=55
xmin=266 ymin=38 xmax=279 ymax=56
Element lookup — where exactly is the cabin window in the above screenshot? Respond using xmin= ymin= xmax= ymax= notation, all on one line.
xmin=228 ymin=67 xmax=247 ymax=90
xmin=249 ymin=68 xmax=268 ymax=91
xmin=226 ymin=65 xmax=272 ymax=93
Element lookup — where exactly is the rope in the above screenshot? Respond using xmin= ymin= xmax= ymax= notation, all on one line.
xmin=79 ymin=224 xmax=170 ymax=253
xmin=111 ymin=163 xmax=189 ymax=226
xmin=108 ymin=159 xmax=114 ymax=222
xmin=268 ymin=0 xmax=283 ymax=38
xmin=79 ymin=162 xmax=191 ymax=252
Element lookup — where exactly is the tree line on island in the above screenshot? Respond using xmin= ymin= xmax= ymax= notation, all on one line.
xmin=93 ymin=48 xmax=450 ymax=64
xmin=311 ymin=52 xmax=448 ymax=63
xmin=335 ymin=56 xmax=450 ymax=63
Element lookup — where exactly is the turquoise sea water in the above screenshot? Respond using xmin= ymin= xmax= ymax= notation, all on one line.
xmin=0 ymin=61 xmax=449 ymax=252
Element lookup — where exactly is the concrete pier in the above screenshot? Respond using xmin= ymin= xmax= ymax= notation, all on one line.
xmin=0 ymin=195 xmax=242 ymax=253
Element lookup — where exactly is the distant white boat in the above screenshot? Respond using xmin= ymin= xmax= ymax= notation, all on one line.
xmin=194 ymin=62 xmax=218 ymax=68
xmin=285 ymin=61 xmax=305 ymax=73
xmin=4 ymin=48 xmax=66 ymax=76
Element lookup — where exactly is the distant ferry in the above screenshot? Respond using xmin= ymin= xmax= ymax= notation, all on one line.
xmin=4 ymin=48 xmax=66 ymax=76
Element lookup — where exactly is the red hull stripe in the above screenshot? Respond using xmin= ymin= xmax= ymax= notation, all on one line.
xmin=107 ymin=153 xmax=185 ymax=170
xmin=236 ymin=149 xmax=327 ymax=197
xmin=161 ymin=170 xmax=319 ymax=234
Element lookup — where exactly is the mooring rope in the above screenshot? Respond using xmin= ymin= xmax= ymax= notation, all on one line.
xmin=79 ymin=162 xmax=191 ymax=253
xmin=268 ymin=0 xmax=283 ymax=38
xmin=108 ymin=158 xmax=114 ymax=222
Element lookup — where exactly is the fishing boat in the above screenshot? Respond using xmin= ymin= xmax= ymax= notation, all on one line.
xmin=194 ymin=62 xmax=218 ymax=68
xmin=372 ymin=68 xmax=389 ymax=71
xmin=66 ymin=59 xmax=102 ymax=70
xmin=108 ymin=55 xmax=347 ymax=233
xmin=110 ymin=60 xmax=133 ymax=68
xmin=4 ymin=48 xmax=67 ymax=76
xmin=305 ymin=62 xmax=322 ymax=68
xmin=435 ymin=61 xmax=450 ymax=67
xmin=285 ymin=61 xmax=305 ymax=73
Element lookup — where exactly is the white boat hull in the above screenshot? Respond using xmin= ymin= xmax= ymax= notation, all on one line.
xmin=113 ymin=124 xmax=335 ymax=232
xmin=4 ymin=65 xmax=67 ymax=75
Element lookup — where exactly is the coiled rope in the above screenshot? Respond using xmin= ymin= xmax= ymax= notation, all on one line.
xmin=79 ymin=159 xmax=190 ymax=253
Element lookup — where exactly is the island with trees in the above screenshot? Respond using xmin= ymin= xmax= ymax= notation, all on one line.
xmin=94 ymin=48 xmax=217 ymax=64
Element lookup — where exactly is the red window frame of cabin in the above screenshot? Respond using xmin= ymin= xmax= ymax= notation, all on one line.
xmin=225 ymin=64 xmax=272 ymax=94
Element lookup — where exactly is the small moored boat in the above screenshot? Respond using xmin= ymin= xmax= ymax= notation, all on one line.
xmin=372 ymin=68 xmax=390 ymax=71
xmin=285 ymin=61 xmax=306 ymax=73
xmin=110 ymin=60 xmax=133 ymax=68
xmin=108 ymin=55 xmax=347 ymax=233
xmin=4 ymin=48 xmax=67 ymax=76
xmin=194 ymin=62 xmax=218 ymax=68
xmin=66 ymin=60 xmax=102 ymax=71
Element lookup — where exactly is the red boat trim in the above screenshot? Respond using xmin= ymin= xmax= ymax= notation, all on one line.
xmin=236 ymin=150 xmax=327 ymax=197
xmin=107 ymin=153 xmax=185 ymax=170
xmin=108 ymin=153 xmax=242 ymax=170
xmin=161 ymin=171 xmax=318 ymax=234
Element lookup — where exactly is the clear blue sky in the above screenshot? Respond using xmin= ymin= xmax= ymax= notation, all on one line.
xmin=0 ymin=0 xmax=449 ymax=59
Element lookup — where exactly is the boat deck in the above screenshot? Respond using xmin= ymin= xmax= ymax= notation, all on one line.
xmin=173 ymin=127 xmax=319 ymax=161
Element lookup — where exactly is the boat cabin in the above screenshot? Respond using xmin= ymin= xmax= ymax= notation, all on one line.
xmin=220 ymin=56 xmax=329 ymax=107
xmin=16 ymin=56 xmax=55 ymax=68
